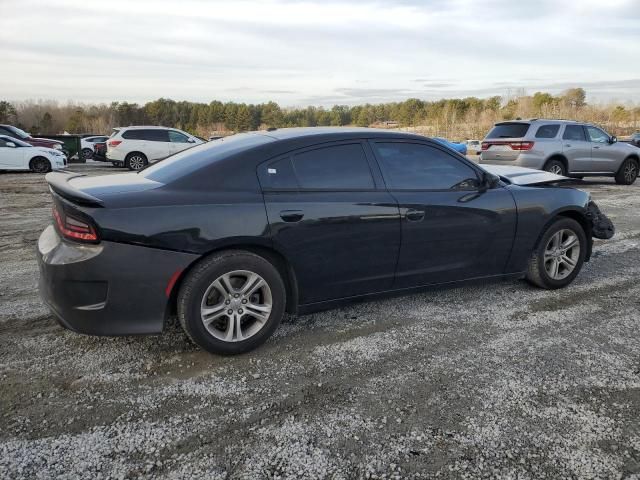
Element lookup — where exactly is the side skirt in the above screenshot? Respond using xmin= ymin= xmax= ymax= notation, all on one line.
xmin=297 ymin=272 xmax=525 ymax=315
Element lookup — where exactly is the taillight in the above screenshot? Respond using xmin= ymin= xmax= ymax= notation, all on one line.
xmin=510 ymin=141 xmax=535 ymax=151
xmin=482 ymin=141 xmax=534 ymax=151
xmin=108 ymin=140 xmax=122 ymax=147
xmin=52 ymin=205 xmax=99 ymax=243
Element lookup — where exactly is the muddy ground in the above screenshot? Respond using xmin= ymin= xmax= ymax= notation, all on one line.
xmin=0 ymin=163 xmax=639 ymax=479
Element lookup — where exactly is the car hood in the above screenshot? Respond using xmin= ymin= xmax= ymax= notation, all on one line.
xmin=35 ymin=147 xmax=62 ymax=156
xmin=482 ymin=164 xmax=570 ymax=186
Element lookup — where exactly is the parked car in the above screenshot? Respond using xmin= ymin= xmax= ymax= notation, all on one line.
xmin=0 ymin=124 xmax=64 ymax=151
xmin=433 ymin=137 xmax=467 ymax=155
xmin=80 ymin=135 xmax=109 ymax=160
xmin=38 ymin=127 xmax=614 ymax=355
xmin=93 ymin=141 xmax=108 ymax=162
xmin=480 ymin=119 xmax=639 ymax=185
xmin=466 ymin=139 xmax=482 ymax=154
xmin=106 ymin=126 xmax=204 ymax=170
xmin=0 ymin=135 xmax=67 ymax=172
xmin=628 ymin=132 xmax=640 ymax=148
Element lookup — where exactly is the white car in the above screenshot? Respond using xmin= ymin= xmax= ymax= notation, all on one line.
xmin=0 ymin=135 xmax=67 ymax=172
xmin=80 ymin=135 xmax=109 ymax=160
xmin=107 ymin=126 xmax=203 ymax=170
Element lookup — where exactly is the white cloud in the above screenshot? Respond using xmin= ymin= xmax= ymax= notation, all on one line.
xmin=1 ymin=0 xmax=638 ymax=105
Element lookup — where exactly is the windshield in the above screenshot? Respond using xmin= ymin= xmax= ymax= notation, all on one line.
xmin=8 ymin=126 xmax=30 ymax=139
xmin=1 ymin=136 xmax=32 ymax=147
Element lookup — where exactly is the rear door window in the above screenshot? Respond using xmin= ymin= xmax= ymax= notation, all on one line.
xmin=535 ymin=125 xmax=560 ymax=138
xmin=291 ymin=143 xmax=375 ymax=190
xmin=486 ymin=123 xmax=530 ymax=139
xmin=563 ymin=125 xmax=587 ymax=141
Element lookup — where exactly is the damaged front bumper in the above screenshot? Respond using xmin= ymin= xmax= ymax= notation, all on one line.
xmin=586 ymin=201 xmax=615 ymax=240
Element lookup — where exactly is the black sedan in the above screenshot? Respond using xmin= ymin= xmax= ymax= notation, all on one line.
xmin=37 ymin=128 xmax=613 ymax=354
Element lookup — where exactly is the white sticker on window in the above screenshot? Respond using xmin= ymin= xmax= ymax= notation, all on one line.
xmin=268 ymin=168 xmax=277 ymax=174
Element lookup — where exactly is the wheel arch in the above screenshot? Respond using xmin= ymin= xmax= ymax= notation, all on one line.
xmin=533 ymin=208 xmax=592 ymax=262
xmin=166 ymin=244 xmax=299 ymax=323
xmin=543 ymin=154 xmax=569 ymax=172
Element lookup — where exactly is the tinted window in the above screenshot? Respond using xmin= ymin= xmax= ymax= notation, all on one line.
xmin=292 ymin=144 xmax=374 ymax=189
xmin=123 ymin=129 xmax=168 ymax=141
xmin=563 ymin=125 xmax=586 ymax=141
xmin=375 ymin=142 xmax=480 ymax=190
xmin=259 ymin=157 xmax=298 ymax=190
xmin=486 ymin=123 xmax=530 ymax=139
xmin=169 ymin=130 xmax=190 ymax=143
xmin=535 ymin=125 xmax=560 ymax=138
xmin=586 ymin=126 xmax=609 ymax=143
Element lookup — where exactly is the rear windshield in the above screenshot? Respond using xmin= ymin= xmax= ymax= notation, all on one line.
xmin=110 ymin=129 xmax=120 ymax=138
xmin=486 ymin=123 xmax=530 ymax=139
xmin=140 ymin=133 xmax=273 ymax=183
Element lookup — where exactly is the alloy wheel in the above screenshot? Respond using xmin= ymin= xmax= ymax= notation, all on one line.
xmin=624 ymin=161 xmax=637 ymax=183
xmin=549 ymin=164 xmax=563 ymax=175
xmin=33 ymin=158 xmax=49 ymax=173
xmin=128 ymin=156 xmax=145 ymax=170
xmin=544 ymin=229 xmax=580 ymax=280
xmin=200 ymin=270 xmax=273 ymax=342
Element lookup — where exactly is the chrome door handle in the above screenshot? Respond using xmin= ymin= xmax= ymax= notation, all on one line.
xmin=564 ymin=144 xmax=572 ymax=147
xmin=593 ymin=146 xmax=601 ymax=149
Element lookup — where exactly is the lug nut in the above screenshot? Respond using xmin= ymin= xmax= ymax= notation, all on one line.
xmin=225 ymin=300 xmax=230 ymax=305
xmin=227 ymin=309 xmax=233 ymax=315
xmin=238 ymin=308 xmax=243 ymax=314
xmin=242 ymin=299 xmax=247 ymax=304
xmin=234 ymin=294 xmax=239 ymax=298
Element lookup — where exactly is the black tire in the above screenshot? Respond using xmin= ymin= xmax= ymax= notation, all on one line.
xmin=125 ymin=152 xmax=148 ymax=171
xmin=30 ymin=156 xmax=51 ymax=173
xmin=81 ymin=148 xmax=93 ymax=160
xmin=526 ymin=217 xmax=587 ymax=289
xmin=614 ymin=157 xmax=638 ymax=185
xmin=544 ymin=159 xmax=566 ymax=176
xmin=177 ymin=250 xmax=286 ymax=355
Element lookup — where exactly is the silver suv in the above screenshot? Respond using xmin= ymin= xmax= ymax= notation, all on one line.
xmin=480 ymin=119 xmax=639 ymax=185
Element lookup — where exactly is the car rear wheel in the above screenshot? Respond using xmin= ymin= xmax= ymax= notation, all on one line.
xmin=526 ymin=218 xmax=586 ymax=289
xmin=614 ymin=157 xmax=638 ymax=185
xmin=178 ymin=250 xmax=286 ymax=355
xmin=544 ymin=159 xmax=566 ymax=176
xmin=125 ymin=153 xmax=148 ymax=171
xmin=30 ymin=156 xmax=51 ymax=173
xmin=81 ymin=148 xmax=93 ymax=160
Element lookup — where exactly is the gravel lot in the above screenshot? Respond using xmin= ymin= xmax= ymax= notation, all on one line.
xmin=1 ymin=163 xmax=639 ymax=479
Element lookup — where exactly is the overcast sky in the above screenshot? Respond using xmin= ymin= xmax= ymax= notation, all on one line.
xmin=2 ymin=0 xmax=639 ymax=106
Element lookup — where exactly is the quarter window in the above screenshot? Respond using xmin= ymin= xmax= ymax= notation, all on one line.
xmin=259 ymin=157 xmax=298 ymax=190
xmin=535 ymin=125 xmax=560 ymax=138
xmin=563 ymin=125 xmax=586 ymax=141
xmin=291 ymin=144 xmax=374 ymax=190
xmin=375 ymin=142 xmax=480 ymax=190
xmin=586 ymin=126 xmax=609 ymax=143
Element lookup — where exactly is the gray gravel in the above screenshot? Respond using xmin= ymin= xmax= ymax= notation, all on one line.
xmin=1 ymin=164 xmax=639 ymax=479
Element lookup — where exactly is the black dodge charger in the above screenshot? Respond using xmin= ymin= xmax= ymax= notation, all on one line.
xmin=37 ymin=128 xmax=613 ymax=354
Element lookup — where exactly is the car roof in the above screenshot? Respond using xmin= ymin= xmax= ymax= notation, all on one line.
xmin=251 ymin=126 xmax=428 ymax=142
xmin=114 ymin=126 xmax=180 ymax=130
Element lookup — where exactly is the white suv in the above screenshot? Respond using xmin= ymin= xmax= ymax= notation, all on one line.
xmin=107 ymin=126 xmax=203 ymax=170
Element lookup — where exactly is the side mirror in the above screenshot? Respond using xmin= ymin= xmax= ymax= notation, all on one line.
xmin=5 ymin=142 xmax=16 ymax=148
xmin=609 ymin=136 xmax=617 ymax=144
xmin=187 ymin=138 xmax=196 ymax=143
xmin=480 ymin=171 xmax=500 ymax=192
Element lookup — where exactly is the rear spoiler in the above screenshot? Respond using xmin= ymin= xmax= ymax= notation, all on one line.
xmin=45 ymin=171 xmax=103 ymax=207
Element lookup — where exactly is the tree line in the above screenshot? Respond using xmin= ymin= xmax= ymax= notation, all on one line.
xmin=0 ymin=87 xmax=638 ymax=140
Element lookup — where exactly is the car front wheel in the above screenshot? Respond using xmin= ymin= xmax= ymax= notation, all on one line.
xmin=30 ymin=156 xmax=51 ymax=173
xmin=526 ymin=217 xmax=586 ymax=289
xmin=81 ymin=148 xmax=93 ymax=160
xmin=178 ymin=251 xmax=286 ymax=355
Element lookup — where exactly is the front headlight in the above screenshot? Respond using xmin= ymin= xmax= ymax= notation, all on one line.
xmin=53 ymin=144 xmax=63 ymax=150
